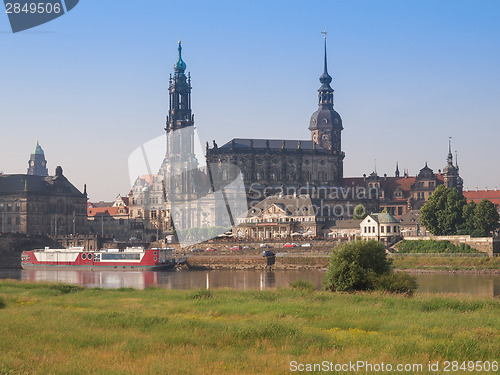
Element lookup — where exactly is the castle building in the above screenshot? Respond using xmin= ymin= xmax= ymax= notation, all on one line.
xmin=344 ymin=140 xmax=463 ymax=218
xmin=27 ymin=139 xmax=48 ymax=177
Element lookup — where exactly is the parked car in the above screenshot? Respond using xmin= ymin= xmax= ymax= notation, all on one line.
xmin=205 ymin=247 xmax=217 ymax=252
xmin=283 ymin=243 xmax=300 ymax=248
xmin=262 ymin=250 xmax=275 ymax=257
xmin=190 ymin=248 xmax=204 ymax=253
xmin=243 ymin=245 xmax=254 ymax=250
xmin=259 ymin=243 xmax=272 ymax=248
xmin=301 ymin=243 xmax=312 ymax=248
xmin=230 ymin=245 xmax=242 ymax=251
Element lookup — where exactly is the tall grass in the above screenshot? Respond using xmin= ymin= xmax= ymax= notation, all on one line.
xmin=0 ymin=280 xmax=498 ymax=374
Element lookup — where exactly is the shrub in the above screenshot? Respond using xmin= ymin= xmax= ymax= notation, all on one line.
xmin=0 ymin=296 xmax=5 ymax=309
xmin=372 ymin=272 xmax=418 ymax=296
xmin=290 ymin=280 xmax=316 ymax=291
xmin=395 ymin=240 xmax=477 ymax=253
xmin=192 ymin=288 xmax=212 ymax=299
xmin=50 ymin=284 xmax=84 ymax=294
xmin=323 ymin=240 xmax=391 ymax=292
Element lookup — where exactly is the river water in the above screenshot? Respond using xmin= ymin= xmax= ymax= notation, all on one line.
xmin=0 ymin=269 xmax=499 ymax=297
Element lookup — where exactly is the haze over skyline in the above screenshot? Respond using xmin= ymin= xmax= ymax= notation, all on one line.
xmin=1 ymin=0 xmax=499 ymax=201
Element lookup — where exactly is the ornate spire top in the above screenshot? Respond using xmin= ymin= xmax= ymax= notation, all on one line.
xmin=32 ymin=139 xmax=44 ymax=155
xmin=447 ymin=137 xmax=453 ymax=164
xmin=319 ymin=30 xmax=332 ymax=87
xmin=173 ymin=40 xmax=186 ymax=74
xmin=395 ymin=161 xmax=400 ymax=177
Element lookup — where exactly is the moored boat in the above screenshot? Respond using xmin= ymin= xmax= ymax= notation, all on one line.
xmin=21 ymin=247 xmax=176 ymax=271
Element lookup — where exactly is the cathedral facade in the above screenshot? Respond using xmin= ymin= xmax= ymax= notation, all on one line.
xmin=206 ymin=37 xmax=344 ymax=191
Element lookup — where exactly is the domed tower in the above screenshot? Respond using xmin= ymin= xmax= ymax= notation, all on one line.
xmin=309 ymin=32 xmax=343 ymax=152
xmin=443 ymin=138 xmax=463 ymax=194
xmin=27 ymin=139 xmax=48 ymax=176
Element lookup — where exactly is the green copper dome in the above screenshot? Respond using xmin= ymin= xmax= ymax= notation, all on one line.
xmin=32 ymin=140 xmax=44 ymax=155
xmin=173 ymin=41 xmax=186 ymax=74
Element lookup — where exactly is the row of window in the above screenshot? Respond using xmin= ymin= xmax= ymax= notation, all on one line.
xmin=363 ymin=225 xmax=399 ymax=234
xmin=0 ymin=217 xmax=21 ymax=225
xmin=0 ymin=203 xmax=21 ymax=212
xmin=250 ymin=170 xmax=333 ymax=182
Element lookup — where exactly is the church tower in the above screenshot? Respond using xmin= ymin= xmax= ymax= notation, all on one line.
xmin=160 ymin=41 xmax=198 ymax=201
xmin=165 ymin=41 xmax=194 ymax=134
xmin=27 ymin=139 xmax=48 ymax=177
xmin=443 ymin=138 xmax=463 ymax=194
xmin=309 ymin=32 xmax=343 ymax=152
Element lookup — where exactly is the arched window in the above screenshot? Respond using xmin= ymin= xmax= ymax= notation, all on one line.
xmin=318 ymin=170 xmax=326 ymax=181
xmin=303 ymin=170 xmax=311 ymax=181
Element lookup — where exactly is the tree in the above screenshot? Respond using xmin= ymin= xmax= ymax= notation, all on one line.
xmin=461 ymin=200 xmax=476 ymax=234
xmin=323 ymin=240 xmax=391 ymax=291
xmin=473 ymin=199 xmax=499 ymax=237
xmin=353 ymin=204 xmax=368 ymax=220
xmin=421 ymin=185 xmax=466 ymax=235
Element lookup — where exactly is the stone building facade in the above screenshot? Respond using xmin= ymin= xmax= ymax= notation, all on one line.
xmin=0 ymin=166 xmax=88 ymax=235
xmin=235 ymin=194 xmax=331 ymax=240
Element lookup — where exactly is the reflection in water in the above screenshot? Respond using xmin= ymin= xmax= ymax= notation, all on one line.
xmin=0 ymin=269 xmax=498 ymax=297
xmin=413 ymin=273 xmax=500 ymax=297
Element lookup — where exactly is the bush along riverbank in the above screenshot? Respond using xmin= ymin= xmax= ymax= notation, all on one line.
xmin=395 ymin=239 xmax=478 ymax=253
xmin=0 ymin=280 xmax=499 ymax=374
xmin=324 ymin=240 xmax=418 ymax=295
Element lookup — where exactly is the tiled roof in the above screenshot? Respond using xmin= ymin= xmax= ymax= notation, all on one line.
xmin=88 ymin=201 xmax=113 ymax=208
xmin=0 ymin=174 xmax=84 ymax=196
xmin=331 ymin=219 xmax=362 ymax=229
xmin=87 ymin=206 xmax=128 ymax=217
xmin=247 ymin=194 xmax=318 ymax=218
xmin=217 ymin=138 xmax=324 ymax=151
xmin=399 ymin=210 xmax=421 ymax=225
xmin=463 ymin=190 xmax=500 ymax=206
xmin=367 ymin=212 xmax=400 ymax=224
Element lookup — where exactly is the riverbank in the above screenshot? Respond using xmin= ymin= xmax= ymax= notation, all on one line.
xmin=0 ymin=280 xmax=498 ymax=374
xmin=185 ymin=253 xmax=500 ymax=273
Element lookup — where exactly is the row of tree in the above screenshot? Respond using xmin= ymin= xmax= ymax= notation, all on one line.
xmin=420 ymin=185 xmax=499 ymax=237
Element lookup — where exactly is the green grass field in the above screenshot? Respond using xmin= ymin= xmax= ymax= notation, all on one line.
xmin=0 ymin=280 xmax=499 ymax=374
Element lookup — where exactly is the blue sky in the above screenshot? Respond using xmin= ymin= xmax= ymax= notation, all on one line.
xmin=1 ymin=0 xmax=499 ymax=201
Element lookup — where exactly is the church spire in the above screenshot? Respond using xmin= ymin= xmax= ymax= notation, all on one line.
xmin=166 ymin=42 xmax=193 ymax=133
xmin=173 ymin=40 xmax=186 ymax=75
xmin=318 ymin=30 xmax=334 ymax=108
xmin=447 ymin=137 xmax=453 ymax=164
xmin=395 ymin=162 xmax=400 ymax=177
xmin=308 ymin=31 xmax=343 ymax=156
